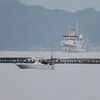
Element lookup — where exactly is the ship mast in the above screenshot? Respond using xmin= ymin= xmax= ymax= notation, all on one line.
xmin=68 ymin=24 xmax=71 ymax=36
xmin=76 ymin=20 xmax=79 ymax=35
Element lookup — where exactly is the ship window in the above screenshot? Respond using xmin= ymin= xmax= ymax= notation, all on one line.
xmin=73 ymin=42 xmax=76 ymax=44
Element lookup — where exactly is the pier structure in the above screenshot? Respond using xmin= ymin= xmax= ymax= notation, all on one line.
xmin=0 ymin=57 xmax=35 ymax=63
xmin=42 ymin=58 xmax=100 ymax=64
xmin=0 ymin=57 xmax=99 ymax=64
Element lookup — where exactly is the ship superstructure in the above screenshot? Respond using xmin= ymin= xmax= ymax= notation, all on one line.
xmin=61 ymin=23 xmax=85 ymax=52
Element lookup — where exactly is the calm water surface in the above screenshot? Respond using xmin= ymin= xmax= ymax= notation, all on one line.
xmin=0 ymin=64 xmax=100 ymax=100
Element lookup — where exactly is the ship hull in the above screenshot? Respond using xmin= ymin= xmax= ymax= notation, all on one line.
xmin=62 ymin=45 xmax=85 ymax=52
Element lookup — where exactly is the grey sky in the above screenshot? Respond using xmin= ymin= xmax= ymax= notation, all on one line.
xmin=19 ymin=0 xmax=100 ymax=12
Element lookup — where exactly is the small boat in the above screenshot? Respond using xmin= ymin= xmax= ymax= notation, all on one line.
xmin=15 ymin=59 xmax=55 ymax=70
xmin=15 ymin=42 xmax=55 ymax=70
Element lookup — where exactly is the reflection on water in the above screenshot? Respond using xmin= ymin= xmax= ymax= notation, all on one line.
xmin=0 ymin=64 xmax=100 ymax=100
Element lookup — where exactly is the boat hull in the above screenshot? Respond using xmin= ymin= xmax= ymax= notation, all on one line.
xmin=15 ymin=63 xmax=55 ymax=70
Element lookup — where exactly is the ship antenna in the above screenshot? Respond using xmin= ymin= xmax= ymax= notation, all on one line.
xmin=76 ymin=20 xmax=79 ymax=35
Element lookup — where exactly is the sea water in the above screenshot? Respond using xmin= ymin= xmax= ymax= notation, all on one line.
xmin=0 ymin=52 xmax=100 ymax=100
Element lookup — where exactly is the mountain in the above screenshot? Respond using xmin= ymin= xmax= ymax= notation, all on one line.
xmin=0 ymin=0 xmax=100 ymax=51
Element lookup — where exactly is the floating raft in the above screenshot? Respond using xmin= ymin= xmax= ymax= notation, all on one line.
xmin=0 ymin=57 xmax=99 ymax=64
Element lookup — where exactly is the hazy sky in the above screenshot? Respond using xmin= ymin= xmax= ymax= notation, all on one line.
xmin=19 ymin=0 xmax=100 ymax=12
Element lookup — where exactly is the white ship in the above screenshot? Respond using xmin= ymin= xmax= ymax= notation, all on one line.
xmin=61 ymin=23 xmax=85 ymax=52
